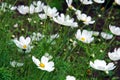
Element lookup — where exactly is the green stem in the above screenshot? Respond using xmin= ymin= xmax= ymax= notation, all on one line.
xmin=108 ymin=36 xmax=115 ymax=46
xmin=40 ymin=71 xmax=46 ymax=80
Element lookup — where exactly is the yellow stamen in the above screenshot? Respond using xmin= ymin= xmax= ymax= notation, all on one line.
xmin=101 ymin=7 xmax=105 ymax=11
xmin=39 ymin=63 xmax=45 ymax=68
xmin=23 ymin=45 xmax=27 ymax=49
xmin=69 ymin=5 xmax=73 ymax=9
xmin=113 ymin=2 xmax=116 ymax=6
xmin=82 ymin=19 xmax=87 ymax=22
xmin=81 ymin=37 xmax=85 ymax=41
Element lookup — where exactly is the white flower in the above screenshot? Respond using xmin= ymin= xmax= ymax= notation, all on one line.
xmin=89 ymin=31 xmax=99 ymax=36
xmin=44 ymin=53 xmax=53 ymax=60
xmin=92 ymin=31 xmax=99 ymax=36
xmin=80 ymin=0 xmax=93 ymax=5
xmin=66 ymin=75 xmax=76 ymax=80
xmin=90 ymin=59 xmax=116 ymax=73
xmin=17 ymin=1 xmax=44 ymax=14
xmin=32 ymin=54 xmax=55 ymax=72
xmin=31 ymin=32 xmax=44 ymax=41
xmin=13 ymin=23 xmax=18 ymax=28
xmin=50 ymin=33 xmax=59 ymax=40
xmin=13 ymin=36 xmax=31 ymax=49
xmin=33 ymin=1 xmax=44 ymax=13
xmin=80 ymin=14 xmax=95 ymax=25
xmin=108 ymin=48 xmax=120 ymax=61
xmin=10 ymin=6 xmax=17 ymax=10
xmin=73 ymin=41 xmax=77 ymax=47
xmin=38 ymin=13 xmax=47 ymax=20
xmin=53 ymin=13 xmax=78 ymax=28
xmin=17 ymin=5 xmax=29 ymax=15
xmin=75 ymin=10 xmax=82 ymax=17
xmin=13 ymin=36 xmax=33 ymax=53
xmin=66 ymin=0 xmax=76 ymax=11
xmin=91 ymin=54 xmax=95 ymax=58
xmin=0 ymin=2 xmax=7 ymax=12
xmin=27 ymin=18 xmax=32 ymax=22
xmin=18 ymin=46 xmax=33 ymax=53
xmin=101 ymin=32 xmax=113 ymax=40
xmin=109 ymin=25 xmax=120 ymax=36
xmin=29 ymin=4 xmax=35 ymax=14
xmin=0 ymin=2 xmax=14 ymax=12
xmin=43 ymin=6 xmax=59 ymax=18
xmin=75 ymin=11 xmax=95 ymax=25
xmin=98 ymin=14 xmax=102 ymax=17
xmin=10 ymin=60 xmax=24 ymax=67
xmin=115 ymin=0 xmax=120 ymax=5
xmin=47 ymin=33 xmax=59 ymax=45
xmin=75 ymin=10 xmax=82 ymax=20
xmin=75 ymin=29 xmax=94 ymax=43
xmin=93 ymin=0 xmax=105 ymax=4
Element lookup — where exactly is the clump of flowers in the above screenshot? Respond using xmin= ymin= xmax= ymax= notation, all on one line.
xmin=53 ymin=13 xmax=78 ymax=28
xmin=17 ymin=1 xmax=44 ymax=15
xmin=10 ymin=60 xmax=24 ymax=67
xmin=2 ymin=0 xmax=120 ymax=79
xmin=31 ymin=32 xmax=44 ymax=41
xmin=0 ymin=2 xmax=15 ymax=12
xmin=43 ymin=6 xmax=59 ymax=18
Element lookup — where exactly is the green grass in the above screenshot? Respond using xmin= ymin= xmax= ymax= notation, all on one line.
xmin=0 ymin=0 xmax=120 ymax=80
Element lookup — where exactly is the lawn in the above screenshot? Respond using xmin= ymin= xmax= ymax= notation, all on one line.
xmin=0 ymin=0 xmax=120 ymax=80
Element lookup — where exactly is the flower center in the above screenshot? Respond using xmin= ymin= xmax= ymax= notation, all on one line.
xmin=101 ymin=7 xmax=105 ymax=11
xmin=23 ymin=45 xmax=27 ymax=49
xmin=69 ymin=5 xmax=73 ymax=9
xmin=83 ymin=19 xmax=87 ymax=22
xmin=39 ymin=63 xmax=45 ymax=68
xmin=81 ymin=37 xmax=85 ymax=41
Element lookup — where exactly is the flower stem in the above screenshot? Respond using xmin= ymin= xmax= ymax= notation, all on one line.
xmin=40 ymin=71 xmax=46 ymax=80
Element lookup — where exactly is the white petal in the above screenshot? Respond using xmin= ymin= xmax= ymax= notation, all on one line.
xmin=45 ymin=61 xmax=55 ymax=72
xmin=108 ymin=48 xmax=120 ymax=61
xmin=32 ymin=56 xmax=40 ymax=66
xmin=101 ymin=32 xmax=113 ymax=40
xmin=109 ymin=25 xmax=120 ymax=36
xmin=115 ymin=0 xmax=120 ymax=5
xmin=13 ymin=39 xmax=23 ymax=49
xmin=75 ymin=29 xmax=81 ymax=39
xmin=93 ymin=0 xmax=105 ymax=3
xmin=25 ymin=37 xmax=31 ymax=45
xmin=107 ymin=63 xmax=116 ymax=70
xmin=80 ymin=0 xmax=93 ymax=5
xmin=38 ymin=14 xmax=47 ymax=19
xmin=19 ymin=36 xmax=26 ymax=44
xmin=41 ymin=56 xmax=49 ymax=64
xmin=69 ymin=0 xmax=73 ymax=5
xmin=66 ymin=75 xmax=76 ymax=80
xmin=29 ymin=4 xmax=35 ymax=14
xmin=16 ymin=62 xmax=24 ymax=67
xmin=90 ymin=61 xmax=95 ymax=69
